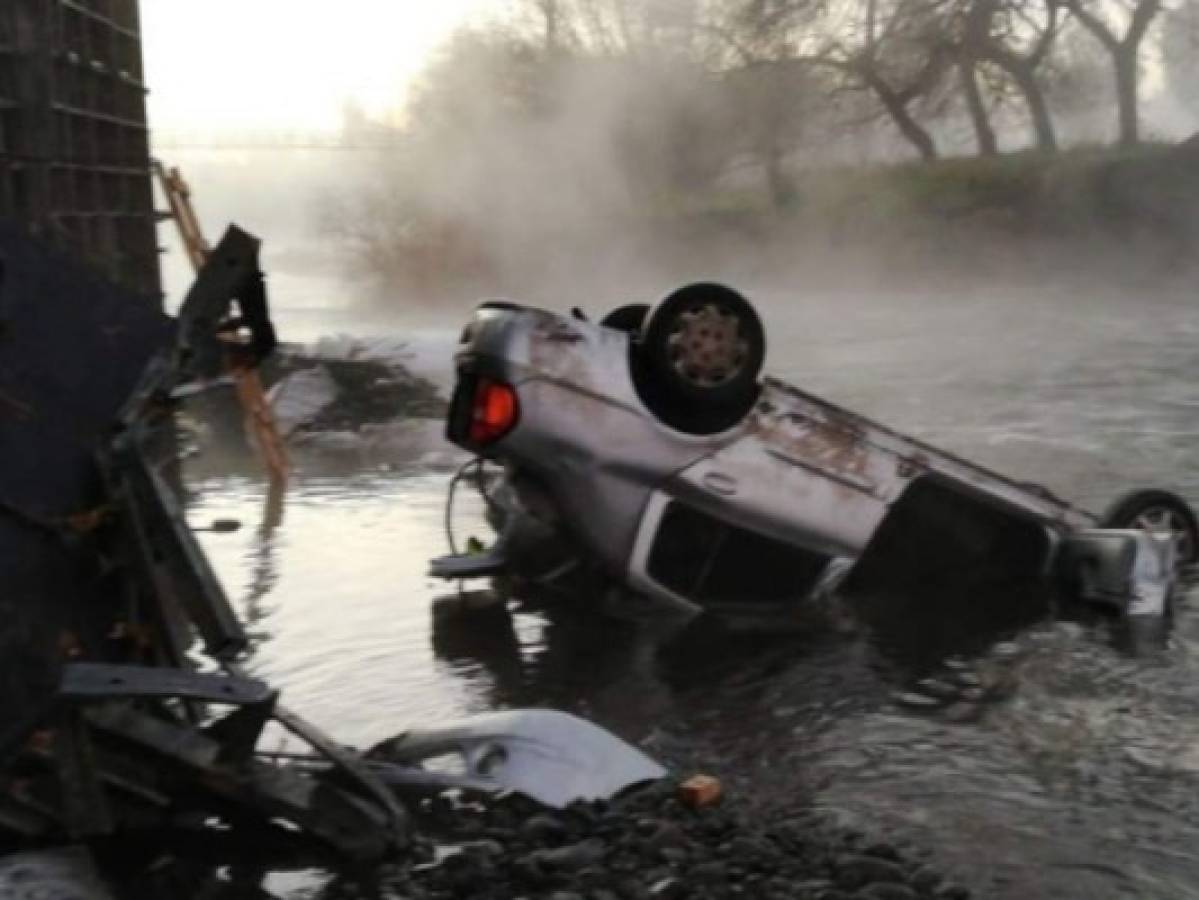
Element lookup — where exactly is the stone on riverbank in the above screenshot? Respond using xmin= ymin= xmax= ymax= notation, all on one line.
xmin=350 ymin=779 xmax=960 ymax=900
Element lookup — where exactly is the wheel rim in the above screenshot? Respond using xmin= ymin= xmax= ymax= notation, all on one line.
xmin=665 ymin=302 xmax=750 ymax=388
xmin=1130 ymin=505 xmax=1196 ymax=563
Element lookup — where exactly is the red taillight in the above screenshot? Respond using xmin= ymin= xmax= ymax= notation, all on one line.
xmin=469 ymin=378 xmax=519 ymax=445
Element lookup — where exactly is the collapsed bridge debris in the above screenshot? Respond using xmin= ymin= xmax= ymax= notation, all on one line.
xmin=0 ymin=223 xmax=667 ymax=891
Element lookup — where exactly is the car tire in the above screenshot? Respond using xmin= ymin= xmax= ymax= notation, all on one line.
xmin=1100 ymin=488 xmax=1199 ymax=566
xmin=600 ymin=304 xmax=650 ymax=335
xmin=633 ymin=283 xmax=766 ymax=435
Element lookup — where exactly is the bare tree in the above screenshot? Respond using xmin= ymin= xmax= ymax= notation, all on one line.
xmin=956 ymin=0 xmax=1061 ymax=151
xmin=703 ymin=2 xmax=821 ymax=204
xmin=954 ymin=46 xmax=999 ymax=155
xmin=1064 ymin=0 xmax=1163 ymax=145
xmin=725 ymin=0 xmax=951 ymax=161
xmin=819 ymin=0 xmax=951 ymax=160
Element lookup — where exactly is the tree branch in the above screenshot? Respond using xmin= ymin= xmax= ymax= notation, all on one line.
xmin=1066 ymin=0 xmax=1120 ymax=52
xmin=1126 ymin=0 xmax=1162 ymax=46
xmin=1027 ymin=0 xmax=1059 ymax=67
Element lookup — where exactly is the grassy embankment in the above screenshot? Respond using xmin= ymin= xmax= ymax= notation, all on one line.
xmin=642 ymin=141 xmax=1199 ymax=291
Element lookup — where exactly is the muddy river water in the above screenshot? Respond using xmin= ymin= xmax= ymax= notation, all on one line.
xmin=187 ymin=285 xmax=1199 ymax=899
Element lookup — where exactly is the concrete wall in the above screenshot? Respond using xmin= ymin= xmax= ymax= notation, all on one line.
xmin=0 ymin=1 xmax=159 ymax=299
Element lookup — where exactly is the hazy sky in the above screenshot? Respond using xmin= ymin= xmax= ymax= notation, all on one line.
xmin=141 ymin=1 xmax=498 ymax=134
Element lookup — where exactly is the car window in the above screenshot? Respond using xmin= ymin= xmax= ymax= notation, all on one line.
xmin=648 ymin=501 xmax=832 ymax=607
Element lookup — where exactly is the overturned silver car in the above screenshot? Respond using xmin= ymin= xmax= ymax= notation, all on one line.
xmin=431 ymin=284 xmax=1197 ymax=620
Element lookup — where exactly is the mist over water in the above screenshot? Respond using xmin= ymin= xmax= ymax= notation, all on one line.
xmin=150 ymin=4 xmax=1199 ymax=897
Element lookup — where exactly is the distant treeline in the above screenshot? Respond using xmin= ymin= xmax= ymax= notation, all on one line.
xmin=323 ymin=0 xmax=1199 ymax=295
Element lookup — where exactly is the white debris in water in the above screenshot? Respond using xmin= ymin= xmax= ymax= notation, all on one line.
xmin=268 ymin=366 xmax=340 ymax=436
xmin=891 ymin=691 xmax=944 ymax=709
xmin=360 ymin=419 xmax=466 ymax=468
xmin=266 ymin=334 xmax=454 ymax=462
xmin=285 ymin=417 xmax=466 ymax=467
xmin=291 ymin=430 xmax=366 ymax=454
xmin=306 ymin=333 xmax=415 ymax=366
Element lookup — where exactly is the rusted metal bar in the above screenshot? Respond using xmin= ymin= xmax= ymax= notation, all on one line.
xmin=154 ymin=167 xmax=290 ymax=485
xmin=152 ymin=164 xmax=209 ymax=272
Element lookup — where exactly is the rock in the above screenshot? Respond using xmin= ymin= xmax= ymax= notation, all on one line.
xmin=658 ymin=798 xmax=685 ymax=818
xmin=863 ymin=843 xmax=902 ymax=862
xmin=565 ymin=799 xmax=603 ymax=825
xmin=892 ymin=691 xmax=945 ymax=710
xmin=648 ymin=876 xmax=686 ymax=898
xmin=442 ymin=851 xmax=495 ymax=888
xmin=690 ymin=861 xmax=728 ymax=882
xmin=614 ymin=876 xmax=651 ymax=900
xmin=910 ymin=866 xmax=943 ymax=892
xmin=659 ymin=847 xmax=688 ymax=865
xmin=729 ymin=835 xmax=777 ymax=860
xmin=793 ymin=880 xmax=834 ymax=894
xmin=574 ymin=866 xmax=609 ymax=891
xmin=641 ymin=866 xmax=676 ymax=886
xmin=1125 ymin=746 xmax=1166 ymax=770
xmin=1055 ymin=621 xmax=1086 ymax=640
xmin=836 ymin=855 xmax=909 ymax=889
xmin=935 ymin=887 xmax=971 ymax=900
xmin=914 ymin=678 xmax=959 ymax=701
xmin=521 ymin=813 xmax=568 ymax=843
xmin=634 ymin=817 xmax=661 ymax=837
xmin=512 ymin=854 xmax=548 ymax=885
xmin=855 ymin=885 xmax=917 ymax=900
xmin=991 ymin=641 xmax=1021 ymax=659
xmin=941 ymin=702 xmax=983 ymax=724
xmin=648 ymin=822 xmax=689 ymax=850
xmin=461 ymin=839 xmax=506 ymax=857
xmin=536 ymin=838 xmax=607 ymax=871
xmin=388 ymin=768 xmax=952 ymax=900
